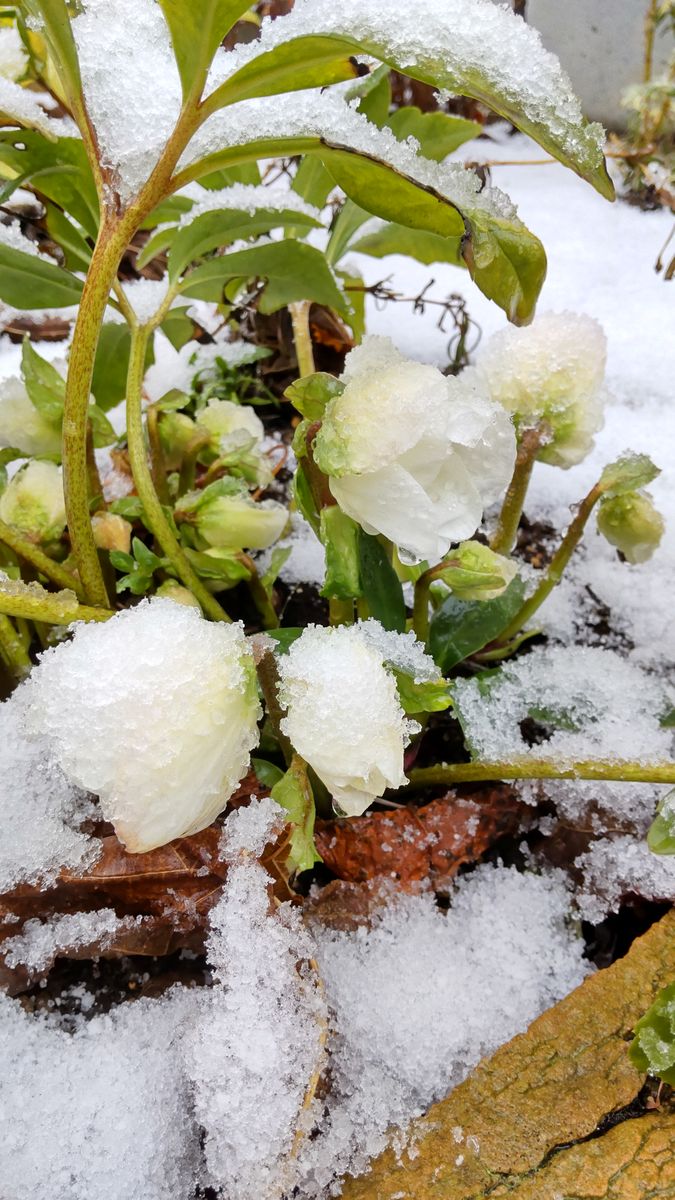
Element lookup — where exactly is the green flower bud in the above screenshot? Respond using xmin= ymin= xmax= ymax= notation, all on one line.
xmin=597 ymin=491 xmax=664 ymax=564
xmin=0 ymin=376 xmax=61 ymax=459
xmin=155 ymin=580 xmax=201 ymax=608
xmin=158 ymin=412 xmax=198 ymax=471
xmin=195 ymin=400 xmax=271 ymax=486
xmin=435 ymin=540 xmax=517 ymax=601
xmin=177 ymin=480 xmax=288 ymax=552
xmin=0 ymin=460 xmax=66 ymax=544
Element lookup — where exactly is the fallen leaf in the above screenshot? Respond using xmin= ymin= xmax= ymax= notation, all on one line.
xmin=339 ymin=909 xmax=675 ymax=1199
xmin=315 ymin=787 xmax=527 ymax=886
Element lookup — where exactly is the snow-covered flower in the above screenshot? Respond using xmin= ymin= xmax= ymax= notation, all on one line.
xmin=21 ymin=599 xmax=261 ymax=852
xmin=277 ymin=622 xmax=417 ymax=817
xmin=313 ymin=336 xmax=516 ymax=563
xmin=0 ymin=461 xmax=66 ymax=544
xmin=177 ymin=479 xmax=287 ymax=551
xmin=477 ymin=311 xmax=607 ymax=468
xmin=597 ymin=491 xmax=665 ymax=564
xmin=0 ymin=376 xmax=61 ymax=459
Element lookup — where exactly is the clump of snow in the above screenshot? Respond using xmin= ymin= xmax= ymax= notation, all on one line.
xmin=72 ymin=0 xmax=181 ymax=203
xmin=21 ymin=599 xmax=261 ymax=852
xmin=0 ymin=217 xmax=40 ymax=258
xmin=272 ymin=512 xmax=327 ymax=588
xmin=297 ymin=865 xmax=587 ymax=1192
xmin=178 ymin=183 xmax=321 ymax=226
xmin=3 ymin=910 xmax=142 ymax=972
xmin=0 ymin=24 xmax=27 ymax=81
xmin=119 ymin=277 xmax=170 ymax=324
xmin=220 ymin=794 xmax=286 ymax=861
xmin=575 ymin=835 xmax=675 ymax=923
xmin=358 ymin=619 xmax=441 ymax=683
xmin=0 ymin=700 xmax=99 ymax=893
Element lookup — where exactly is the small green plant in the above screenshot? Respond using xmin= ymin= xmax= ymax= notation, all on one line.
xmin=630 ymin=980 xmax=675 ymax=1086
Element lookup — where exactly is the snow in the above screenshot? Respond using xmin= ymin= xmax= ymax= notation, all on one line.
xmin=144 ymin=329 xmax=267 ymax=403
xmin=178 ymin=183 xmax=321 ymax=225
xmin=3 ymin=910 xmax=141 ymax=972
xmin=0 ymin=24 xmax=27 ymax=81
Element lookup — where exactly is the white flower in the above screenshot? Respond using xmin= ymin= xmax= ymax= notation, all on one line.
xmin=0 ymin=460 xmax=66 ymax=544
xmin=313 ymin=336 xmax=516 ymax=563
xmin=0 ymin=376 xmax=61 ymax=459
xmin=21 ymin=599 xmax=261 ymax=852
xmin=477 ymin=311 xmax=607 ymax=468
xmin=277 ymin=622 xmax=416 ymax=817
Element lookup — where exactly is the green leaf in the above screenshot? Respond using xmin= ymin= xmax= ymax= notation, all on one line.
xmin=158 ymin=0 xmax=253 ymax=98
xmin=661 ymin=707 xmax=675 ymax=729
xmin=205 ymin=35 xmax=364 ymax=111
xmin=320 ymin=506 xmax=362 ymax=601
xmin=647 ymin=790 xmax=675 ymax=856
xmin=392 ymin=669 xmax=453 ymax=715
xmin=135 ymin=224 xmax=178 ymax=271
xmin=91 ymin=324 xmax=146 ymax=413
xmin=352 ymin=221 xmax=464 ymax=267
xmin=292 ymin=155 xmax=335 ymax=209
xmin=358 ymin=530 xmax=406 ymax=633
xmin=629 ymin=981 xmax=675 ymax=1085
xmin=251 ymin=757 xmax=285 ymax=789
xmin=293 ymin=463 xmax=320 ymax=536
xmin=284 ymin=372 xmax=344 ymax=420
xmin=183 ymin=546 xmax=251 ymax=585
xmin=21 ymin=337 xmax=64 ymax=422
xmin=259 ymin=545 xmax=292 ymax=596
xmin=138 ymin=193 xmax=193 ymax=231
xmin=599 ymin=452 xmax=660 ymax=497
xmin=267 ymin=627 xmax=302 ymax=655
xmin=353 ymin=64 xmax=391 ymax=126
xmin=429 ymin=576 xmax=526 ymax=672
xmin=21 ymin=0 xmax=83 ymax=114
xmin=0 ymin=130 xmax=99 ymax=236
xmin=43 ymin=202 xmax=92 ymax=272
xmin=386 ymin=107 xmax=481 ymax=160
xmin=270 ymin=754 xmax=322 ymax=875
xmin=110 ymin=496 xmax=144 ymax=521
xmin=160 ymin=308 xmax=195 ymax=350
xmin=87 ymin=403 xmax=116 ymax=448
xmin=0 ymin=242 xmax=83 ymax=308
xmin=326 ymin=199 xmax=373 ymax=267
xmin=181 ymin=239 xmax=348 ymax=316
xmin=168 ymin=204 xmax=322 ymax=281
xmin=0 ymin=447 xmax=25 ymax=493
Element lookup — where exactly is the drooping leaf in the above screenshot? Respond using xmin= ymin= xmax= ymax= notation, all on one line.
xmin=320 ymin=506 xmax=362 ymax=601
xmin=180 ymin=238 xmax=348 ymax=315
xmin=358 ymin=530 xmax=406 ymax=633
xmin=0 ymin=241 xmax=83 ymax=308
xmin=271 ymin=754 xmax=322 ymax=875
xmin=429 ymin=575 xmax=526 ymax=672
xmin=168 ymin=203 xmax=322 ymax=281
xmin=158 ymin=0 xmax=256 ymax=98
xmin=352 ymin=221 xmax=464 ymax=267
xmin=21 ymin=337 xmax=64 ymax=422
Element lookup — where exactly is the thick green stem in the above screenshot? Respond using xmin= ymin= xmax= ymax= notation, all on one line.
xmin=0 ymin=592 xmax=110 ymax=625
xmin=407 ymin=759 xmax=675 ymax=788
xmin=0 ymin=518 xmax=85 ymax=598
xmin=63 ymin=215 xmax=133 ymax=609
xmin=0 ymin=613 xmax=31 ymax=676
xmin=412 ymin=574 xmax=432 ymax=643
xmin=146 ymin=405 xmax=170 ymax=505
xmin=125 ymin=324 xmax=231 ymax=622
xmin=289 ymin=300 xmax=315 ymax=378
xmin=498 ymin=482 xmax=603 ymax=643
xmin=490 ymin=426 xmax=543 ymax=556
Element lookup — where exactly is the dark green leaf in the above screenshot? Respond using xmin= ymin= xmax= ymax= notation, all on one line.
xmin=0 ymin=242 xmax=83 ymax=308
xmin=205 ymin=35 xmax=363 ymax=110
xmin=160 ymin=307 xmax=195 ymax=350
xmin=43 ymin=202 xmax=92 ymax=272
xmin=320 ymin=506 xmax=362 ymax=601
xmin=293 ymin=463 xmax=320 ymax=536
xmin=135 ymin=224 xmax=178 ymax=270
xmin=661 ymin=708 xmax=675 ymax=729
xmin=429 ymin=576 xmax=526 ymax=672
xmin=629 ymin=981 xmax=675 ymax=1084
xmin=267 ymin=627 xmax=302 ymax=655
xmin=180 ymin=238 xmax=347 ymax=315
xmin=91 ymin=324 xmax=153 ymax=413
xmin=358 ymin=530 xmax=406 ymax=633
xmin=353 ymin=64 xmax=391 ymax=126
xmin=21 ymin=337 xmax=64 ymax=421
xmin=0 ymin=130 xmax=98 ymax=236
xmin=87 ymin=403 xmax=116 ymax=448
xmin=270 ymin=754 xmax=322 ymax=874
xmin=168 ymin=204 xmax=322 ymax=281
xmin=284 ymin=372 xmax=344 ymax=420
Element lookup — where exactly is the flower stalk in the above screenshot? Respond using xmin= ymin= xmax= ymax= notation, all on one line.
xmin=0 ymin=613 xmax=32 ymax=676
xmin=490 ymin=425 xmax=544 ymax=556
xmin=289 ymin=300 xmax=316 ymax=378
xmin=407 ymin=758 xmax=675 ymax=788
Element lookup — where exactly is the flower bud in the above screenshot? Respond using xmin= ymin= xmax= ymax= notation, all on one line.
xmin=436 ymin=540 xmax=517 ymax=601
xmin=196 ymin=400 xmax=271 ymax=486
xmin=313 ymin=336 xmax=515 ymax=564
xmin=91 ymin=511 xmax=132 ymax=554
xmin=178 ymin=481 xmax=287 ymax=552
xmin=0 ymin=460 xmax=66 ymax=544
xmin=21 ymin=599 xmax=261 ymax=852
xmin=155 ymin=580 xmax=202 ymax=608
xmin=597 ymin=491 xmax=664 ymax=564
xmin=277 ymin=622 xmax=416 ymax=817
xmin=158 ymin=411 xmax=198 ymax=471
xmin=0 ymin=376 xmax=61 ymax=459
xmin=477 ymin=312 xmax=607 ymax=468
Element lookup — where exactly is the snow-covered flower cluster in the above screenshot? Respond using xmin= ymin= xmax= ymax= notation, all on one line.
xmin=477 ymin=311 xmax=607 ymax=468
xmin=313 ymin=337 xmax=516 ymax=563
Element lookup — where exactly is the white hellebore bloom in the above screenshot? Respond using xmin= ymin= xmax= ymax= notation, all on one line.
xmin=477 ymin=311 xmax=607 ymax=468
xmin=277 ymin=622 xmax=418 ymax=817
xmin=21 ymin=599 xmax=261 ymax=852
xmin=0 ymin=375 xmax=62 ymax=459
xmin=0 ymin=460 xmax=66 ymax=544
xmin=313 ymin=336 xmax=516 ymax=563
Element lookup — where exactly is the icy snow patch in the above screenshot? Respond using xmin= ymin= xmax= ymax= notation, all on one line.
xmin=3 ymin=910 xmax=142 ymax=972
xmin=576 ymin=835 xmax=675 ymax=922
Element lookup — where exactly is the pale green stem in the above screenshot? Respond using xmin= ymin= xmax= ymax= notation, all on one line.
xmin=0 ymin=518 xmax=85 ymax=599
xmin=498 ymin=482 xmax=603 ymax=644
xmin=0 ymin=613 xmax=31 ymax=676
xmin=289 ymin=300 xmax=315 ymax=378
xmin=407 ymin=759 xmax=675 ymax=787
xmin=0 ymin=594 xmax=110 ymax=624
xmin=125 ymin=324 xmax=231 ymax=622
xmin=329 ymin=598 xmax=355 ymax=626
xmin=239 ymin=554 xmax=280 ymax=629
xmin=490 ymin=426 xmax=544 ymax=556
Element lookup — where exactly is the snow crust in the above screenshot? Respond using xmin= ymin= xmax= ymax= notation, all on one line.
xmin=3 ymin=910 xmax=140 ymax=972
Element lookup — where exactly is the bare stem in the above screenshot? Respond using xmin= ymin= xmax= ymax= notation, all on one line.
xmin=0 ymin=613 xmax=31 ymax=677
xmin=125 ymin=324 xmax=231 ymax=622
xmin=490 ymin=426 xmax=544 ymax=556
xmin=407 ymin=759 xmax=675 ymax=788
xmin=289 ymin=300 xmax=315 ymax=378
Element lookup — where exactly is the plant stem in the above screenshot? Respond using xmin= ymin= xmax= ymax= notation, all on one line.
xmin=255 ymin=641 xmax=294 ymax=766
xmin=412 ymin=574 xmax=432 ymax=643
xmin=239 ymin=553 xmax=280 ymax=629
xmin=125 ymin=324 xmax=231 ymax=622
xmin=0 ymin=592 xmax=111 ymax=625
xmin=490 ymin=426 xmax=544 ymax=556
xmin=146 ymin=405 xmax=170 ymax=505
xmin=329 ymin=597 xmax=354 ymax=625
xmin=289 ymin=300 xmax=315 ymax=378
xmin=644 ymin=0 xmax=660 ymax=82
xmin=0 ymin=519 xmax=86 ymax=598
xmin=0 ymin=613 xmax=31 ymax=676
xmin=407 ymin=759 xmax=675 ymax=787
xmin=498 ymin=482 xmax=603 ymax=643
xmin=62 ymin=214 xmax=132 ymax=609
